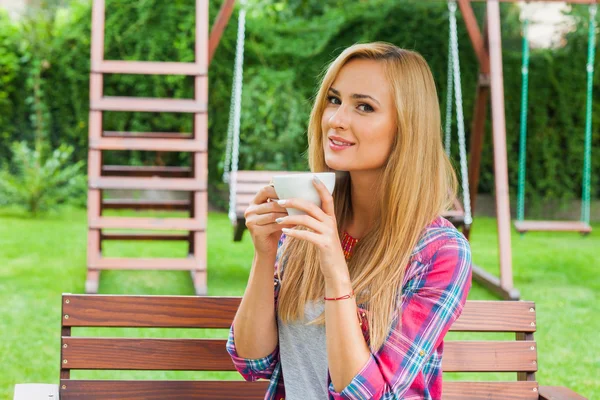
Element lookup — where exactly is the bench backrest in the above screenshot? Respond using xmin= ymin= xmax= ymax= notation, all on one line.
xmin=59 ymin=294 xmax=539 ymax=400
xmin=234 ymin=171 xmax=304 ymax=217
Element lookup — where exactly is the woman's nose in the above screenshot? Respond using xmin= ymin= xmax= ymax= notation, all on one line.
xmin=328 ymin=105 xmax=350 ymax=130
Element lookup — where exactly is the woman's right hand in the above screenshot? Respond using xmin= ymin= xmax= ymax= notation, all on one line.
xmin=245 ymin=185 xmax=292 ymax=257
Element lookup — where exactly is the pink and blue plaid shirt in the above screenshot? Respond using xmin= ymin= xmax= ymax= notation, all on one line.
xmin=226 ymin=216 xmax=472 ymax=399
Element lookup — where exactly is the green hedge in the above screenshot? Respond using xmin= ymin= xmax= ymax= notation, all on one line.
xmin=1 ymin=0 xmax=598 ymax=211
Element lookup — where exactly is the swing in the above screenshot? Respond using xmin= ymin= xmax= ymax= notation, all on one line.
xmin=222 ymin=1 xmax=473 ymax=242
xmin=443 ymin=1 xmax=473 ymax=233
xmin=221 ymin=2 xmax=302 ymax=242
xmin=514 ymin=4 xmax=596 ymax=235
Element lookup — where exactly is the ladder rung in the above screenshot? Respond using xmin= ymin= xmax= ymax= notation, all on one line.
xmin=102 ymin=199 xmax=190 ymax=211
xmin=104 ymin=131 xmax=191 ymax=139
xmin=514 ymin=220 xmax=592 ymax=234
xmin=89 ymin=256 xmax=200 ymax=270
xmin=90 ymin=217 xmax=205 ymax=231
xmin=90 ymin=177 xmax=205 ymax=191
xmin=90 ymin=137 xmax=206 ymax=152
xmin=91 ymin=97 xmax=206 ymax=113
xmin=94 ymin=61 xmax=207 ymax=76
xmin=102 ymin=166 xmax=191 ymax=178
xmin=101 ymin=232 xmax=190 ymax=241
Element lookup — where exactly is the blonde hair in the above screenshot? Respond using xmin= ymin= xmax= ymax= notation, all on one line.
xmin=277 ymin=42 xmax=457 ymax=352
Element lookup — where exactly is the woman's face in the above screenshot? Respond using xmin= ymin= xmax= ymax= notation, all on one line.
xmin=321 ymin=58 xmax=397 ymax=172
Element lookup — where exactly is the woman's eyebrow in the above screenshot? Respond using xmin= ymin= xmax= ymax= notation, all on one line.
xmin=329 ymin=87 xmax=381 ymax=106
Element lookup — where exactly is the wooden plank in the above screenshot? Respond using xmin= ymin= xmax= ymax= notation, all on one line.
xmin=61 ymin=297 xmax=532 ymax=332
xmin=89 ymin=177 xmax=206 ymax=191
xmin=514 ymin=220 xmax=592 ymax=234
xmin=468 ymin=83 xmax=490 ymax=224
xmin=91 ymin=97 xmax=206 ymax=113
xmin=457 ymin=0 xmax=489 ymax=73
xmin=196 ymin=0 xmax=209 ymax=67
xmin=95 ymin=61 xmax=206 ymax=75
xmin=452 ymin=301 xmax=535 ymax=332
xmin=538 ymin=386 xmax=588 ymax=400
xmin=60 ymin=338 xmax=536 ymax=373
xmin=103 ymin=131 xmax=191 ymax=139
xmin=61 ymin=295 xmax=241 ymax=328
xmin=102 ymin=165 xmax=191 ymax=178
xmin=90 ymin=217 xmax=205 ymax=231
xmin=442 ymin=381 xmax=539 ymax=400
xmin=208 ymin=0 xmax=235 ymax=65
xmin=487 ymin=1 xmax=514 ymax=294
xmin=59 ymin=380 xmax=269 ymax=400
xmin=90 ymin=137 xmax=206 ymax=152
xmin=61 ymin=338 xmax=231 ymax=370
xmin=100 ymin=232 xmax=190 ymax=241
xmin=89 ymin=257 xmax=199 ymax=270
xmin=101 ymin=199 xmax=190 ymax=211
xmin=90 ymin=0 xmax=105 ymax=68
xmin=58 ymin=380 xmax=541 ymax=400
xmin=443 ymin=341 xmax=537 ymax=372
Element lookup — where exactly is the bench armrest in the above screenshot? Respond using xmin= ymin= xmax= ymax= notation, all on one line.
xmin=539 ymin=386 xmax=588 ymax=400
xmin=13 ymin=384 xmax=59 ymax=400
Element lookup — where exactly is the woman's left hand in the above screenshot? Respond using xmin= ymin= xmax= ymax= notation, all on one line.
xmin=276 ymin=175 xmax=349 ymax=282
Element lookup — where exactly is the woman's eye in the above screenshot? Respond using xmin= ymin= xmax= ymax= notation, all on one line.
xmin=327 ymin=96 xmax=341 ymax=105
xmin=358 ymin=103 xmax=374 ymax=112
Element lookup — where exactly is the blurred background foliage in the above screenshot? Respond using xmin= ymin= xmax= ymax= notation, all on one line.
xmin=0 ymin=0 xmax=598 ymax=212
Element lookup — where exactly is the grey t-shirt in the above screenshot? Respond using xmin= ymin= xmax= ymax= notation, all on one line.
xmin=278 ymin=300 xmax=329 ymax=399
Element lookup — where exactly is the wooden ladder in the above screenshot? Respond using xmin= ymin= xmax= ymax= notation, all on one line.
xmin=86 ymin=0 xmax=209 ymax=295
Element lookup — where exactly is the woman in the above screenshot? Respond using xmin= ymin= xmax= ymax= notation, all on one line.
xmin=226 ymin=42 xmax=472 ymax=400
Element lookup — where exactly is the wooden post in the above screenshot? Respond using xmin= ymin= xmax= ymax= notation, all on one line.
xmin=208 ymin=0 xmax=236 ymax=65
xmin=486 ymin=0 xmax=514 ymax=294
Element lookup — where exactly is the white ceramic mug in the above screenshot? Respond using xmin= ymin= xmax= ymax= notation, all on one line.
xmin=272 ymin=172 xmax=336 ymax=216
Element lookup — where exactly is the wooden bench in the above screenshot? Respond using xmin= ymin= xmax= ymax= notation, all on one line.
xmin=14 ymin=294 xmax=587 ymax=399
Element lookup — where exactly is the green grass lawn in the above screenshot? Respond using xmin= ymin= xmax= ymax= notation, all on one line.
xmin=0 ymin=207 xmax=598 ymax=398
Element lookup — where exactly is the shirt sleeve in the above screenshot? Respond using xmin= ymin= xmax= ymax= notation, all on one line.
xmin=328 ymin=231 xmax=473 ymax=399
xmin=226 ymin=233 xmax=288 ymax=381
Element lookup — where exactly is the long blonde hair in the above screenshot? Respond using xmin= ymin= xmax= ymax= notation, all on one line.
xmin=277 ymin=42 xmax=457 ymax=352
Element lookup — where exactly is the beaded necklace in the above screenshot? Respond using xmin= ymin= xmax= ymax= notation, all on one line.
xmin=341 ymin=231 xmax=359 ymax=260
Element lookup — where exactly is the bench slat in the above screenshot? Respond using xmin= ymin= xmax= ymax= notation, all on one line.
xmin=58 ymin=380 xmax=538 ymax=400
xmin=59 ymin=380 xmax=269 ymax=400
xmin=62 ymin=296 xmax=536 ymax=332
xmin=62 ymin=338 xmax=233 ymax=370
xmin=62 ymin=295 xmax=239 ymax=328
xmin=443 ymin=341 xmax=537 ymax=372
xmin=452 ymin=300 xmax=536 ymax=332
xmin=61 ymin=338 xmax=536 ymax=373
xmin=443 ymin=381 xmax=539 ymax=400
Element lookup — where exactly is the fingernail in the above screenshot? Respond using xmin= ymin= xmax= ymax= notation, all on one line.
xmin=282 ymin=228 xmax=291 ymax=233
xmin=276 ymin=218 xmax=284 ymax=223
xmin=313 ymin=175 xmax=321 ymax=184
xmin=277 ymin=200 xmax=287 ymax=205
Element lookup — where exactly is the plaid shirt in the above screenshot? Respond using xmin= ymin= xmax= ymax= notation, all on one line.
xmin=227 ymin=216 xmax=472 ymax=399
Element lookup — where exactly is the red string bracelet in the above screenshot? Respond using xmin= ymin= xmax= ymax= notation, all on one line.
xmin=324 ymin=289 xmax=354 ymax=301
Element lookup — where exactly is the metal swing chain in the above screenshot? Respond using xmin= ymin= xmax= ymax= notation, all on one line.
xmin=223 ymin=1 xmax=247 ymax=224
xmin=582 ymin=4 xmax=597 ymax=225
xmin=444 ymin=9 xmax=454 ymax=157
xmin=517 ymin=15 xmax=530 ymax=222
xmin=449 ymin=0 xmax=473 ymax=226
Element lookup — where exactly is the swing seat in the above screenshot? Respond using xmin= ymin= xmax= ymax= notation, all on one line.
xmin=514 ymin=220 xmax=592 ymax=234
xmin=232 ymin=170 xmax=302 ymax=241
